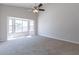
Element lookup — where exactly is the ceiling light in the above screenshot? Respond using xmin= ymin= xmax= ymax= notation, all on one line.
xmin=33 ymin=9 xmax=39 ymax=13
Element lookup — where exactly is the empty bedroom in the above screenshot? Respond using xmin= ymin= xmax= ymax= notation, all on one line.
xmin=0 ymin=3 xmax=79 ymax=55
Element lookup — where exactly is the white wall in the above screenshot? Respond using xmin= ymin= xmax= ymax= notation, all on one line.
xmin=38 ymin=3 xmax=79 ymax=44
xmin=0 ymin=5 xmax=37 ymax=41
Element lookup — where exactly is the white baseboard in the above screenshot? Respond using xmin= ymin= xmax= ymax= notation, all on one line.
xmin=39 ymin=34 xmax=79 ymax=44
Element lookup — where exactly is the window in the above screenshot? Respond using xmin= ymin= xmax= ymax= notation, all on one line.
xmin=30 ymin=20 xmax=34 ymax=32
xmin=9 ymin=18 xmax=12 ymax=33
xmin=8 ymin=17 xmax=34 ymax=36
xmin=29 ymin=20 xmax=34 ymax=35
xmin=15 ymin=19 xmax=22 ymax=32
xmin=23 ymin=20 xmax=28 ymax=32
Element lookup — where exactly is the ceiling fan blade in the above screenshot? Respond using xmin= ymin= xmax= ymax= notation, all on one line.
xmin=38 ymin=3 xmax=43 ymax=7
xmin=39 ymin=9 xmax=45 ymax=11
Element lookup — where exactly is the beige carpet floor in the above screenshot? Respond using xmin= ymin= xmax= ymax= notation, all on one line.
xmin=0 ymin=36 xmax=79 ymax=55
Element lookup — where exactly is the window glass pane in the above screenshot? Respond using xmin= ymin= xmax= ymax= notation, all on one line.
xmin=15 ymin=19 xmax=22 ymax=32
xmin=29 ymin=20 xmax=34 ymax=35
xmin=23 ymin=20 xmax=28 ymax=32
xmin=30 ymin=20 xmax=34 ymax=31
xmin=9 ymin=18 xmax=13 ymax=33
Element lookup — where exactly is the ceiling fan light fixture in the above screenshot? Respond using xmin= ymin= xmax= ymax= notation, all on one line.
xmin=33 ymin=9 xmax=39 ymax=13
xmin=32 ymin=3 xmax=45 ymax=14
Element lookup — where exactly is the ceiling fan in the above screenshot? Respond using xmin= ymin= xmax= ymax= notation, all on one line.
xmin=32 ymin=3 xmax=45 ymax=14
